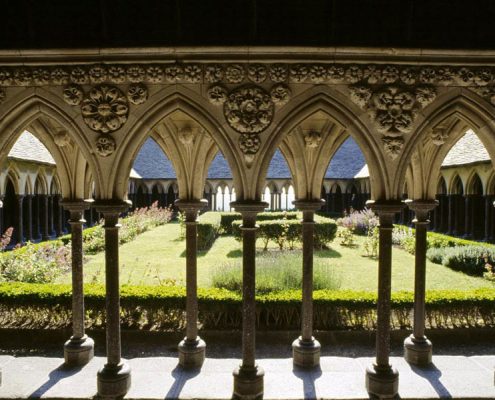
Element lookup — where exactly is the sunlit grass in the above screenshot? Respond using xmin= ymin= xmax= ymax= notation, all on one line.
xmin=56 ymin=222 xmax=495 ymax=292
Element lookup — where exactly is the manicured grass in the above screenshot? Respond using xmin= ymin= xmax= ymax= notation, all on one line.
xmin=56 ymin=222 xmax=495 ymax=292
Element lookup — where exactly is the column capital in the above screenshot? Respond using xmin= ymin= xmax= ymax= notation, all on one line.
xmin=292 ymin=199 xmax=325 ymax=212
xmin=175 ymin=199 xmax=208 ymax=216
xmin=231 ymin=201 xmax=268 ymax=227
xmin=60 ymin=199 xmax=91 ymax=213
xmin=405 ymin=199 xmax=438 ymax=222
xmin=93 ymin=200 xmax=131 ymax=215
xmin=367 ymin=200 xmax=404 ymax=227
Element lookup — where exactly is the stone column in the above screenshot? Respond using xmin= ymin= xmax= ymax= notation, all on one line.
xmin=55 ymin=195 xmax=64 ymax=237
xmin=25 ymin=195 xmax=33 ymax=242
xmin=48 ymin=195 xmax=55 ymax=236
xmin=231 ymin=201 xmax=267 ymax=400
xmin=365 ymin=200 xmax=403 ymax=399
xmin=16 ymin=195 xmax=24 ymax=245
xmin=0 ymin=195 xmax=4 ymax=236
xmin=292 ymin=199 xmax=325 ymax=368
xmin=176 ymin=199 xmax=207 ymax=368
xmin=485 ymin=196 xmax=493 ymax=241
xmin=447 ymin=195 xmax=455 ymax=235
xmin=41 ymin=195 xmax=50 ymax=241
xmin=404 ymin=200 xmax=437 ymax=366
xmin=95 ymin=201 xmax=131 ymax=398
xmin=464 ymin=195 xmax=472 ymax=239
xmin=61 ymin=200 xmax=94 ymax=366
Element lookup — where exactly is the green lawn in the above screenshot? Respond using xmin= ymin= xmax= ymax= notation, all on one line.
xmin=56 ymin=222 xmax=495 ymax=292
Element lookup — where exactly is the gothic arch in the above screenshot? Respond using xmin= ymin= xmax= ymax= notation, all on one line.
xmin=396 ymin=92 xmax=495 ymax=199
xmin=0 ymin=90 xmax=99 ymax=199
xmin=112 ymin=88 xmax=243 ymax=201
xmin=466 ymin=171 xmax=484 ymax=195
xmin=449 ymin=174 xmax=464 ymax=195
xmin=257 ymin=88 xmax=388 ymax=201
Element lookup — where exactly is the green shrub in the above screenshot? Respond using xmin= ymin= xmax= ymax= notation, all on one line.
xmin=232 ymin=217 xmax=337 ymax=249
xmin=0 ymin=282 xmax=494 ymax=331
xmin=218 ymin=211 xmax=299 ymax=234
xmin=211 ymin=251 xmax=341 ymax=294
xmin=197 ymin=212 xmax=221 ymax=250
xmin=426 ymin=247 xmax=446 ymax=264
xmin=440 ymin=246 xmax=495 ymax=276
xmin=0 ymin=242 xmax=71 ymax=283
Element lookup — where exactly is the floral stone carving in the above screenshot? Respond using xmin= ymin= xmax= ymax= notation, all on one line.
xmin=63 ymin=85 xmax=84 ymax=106
xmin=127 ymin=83 xmax=148 ymax=105
xmin=239 ymin=133 xmax=261 ymax=154
xmin=304 ymin=131 xmax=322 ymax=148
xmin=223 ymin=86 xmax=274 ymax=134
xmin=382 ymin=136 xmax=404 ymax=160
xmin=207 ymin=85 xmax=228 ymax=105
xmin=270 ymin=84 xmax=291 ymax=105
xmin=81 ymin=85 xmax=129 ymax=133
xmin=95 ymin=134 xmax=116 ymax=157
xmin=431 ymin=127 xmax=449 ymax=145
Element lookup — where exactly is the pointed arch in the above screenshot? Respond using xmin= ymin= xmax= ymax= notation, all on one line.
xmin=0 ymin=90 xmax=99 ymax=198
xmin=396 ymin=91 xmax=495 ymax=199
xmin=256 ymin=87 xmax=388 ymax=201
xmin=112 ymin=88 xmax=243 ymax=201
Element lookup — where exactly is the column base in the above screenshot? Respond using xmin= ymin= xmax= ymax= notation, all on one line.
xmin=97 ymin=362 xmax=131 ymax=399
xmin=233 ymin=364 xmax=264 ymax=400
xmin=292 ymin=336 xmax=321 ymax=368
xmin=404 ymin=335 xmax=432 ymax=366
xmin=64 ymin=335 xmax=94 ymax=366
xmin=365 ymin=364 xmax=399 ymax=399
xmin=178 ymin=337 xmax=206 ymax=369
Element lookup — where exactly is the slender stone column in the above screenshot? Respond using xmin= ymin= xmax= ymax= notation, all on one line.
xmin=404 ymin=200 xmax=437 ymax=366
xmin=464 ymin=195 xmax=473 ymax=239
xmin=176 ymin=199 xmax=207 ymax=368
xmin=16 ymin=195 xmax=24 ymax=245
xmin=55 ymin=195 xmax=64 ymax=237
xmin=0 ymin=195 xmax=4 ymax=236
xmin=447 ymin=195 xmax=455 ymax=234
xmin=61 ymin=200 xmax=94 ymax=366
xmin=365 ymin=200 xmax=403 ymax=399
xmin=95 ymin=201 xmax=131 ymax=398
xmin=41 ymin=195 xmax=50 ymax=240
xmin=48 ymin=195 xmax=55 ymax=236
xmin=292 ymin=199 xmax=325 ymax=368
xmin=485 ymin=196 xmax=493 ymax=242
xmin=231 ymin=201 xmax=267 ymax=400
xmin=25 ymin=195 xmax=33 ymax=242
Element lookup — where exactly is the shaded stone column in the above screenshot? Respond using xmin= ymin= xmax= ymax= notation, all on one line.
xmin=55 ymin=195 xmax=64 ymax=237
xmin=485 ymin=196 xmax=493 ymax=242
xmin=25 ymin=195 xmax=33 ymax=242
xmin=48 ymin=195 xmax=55 ymax=236
xmin=0 ymin=195 xmax=4 ymax=236
xmin=464 ymin=195 xmax=473 ymax=239
xmin=16 ymin=195 xmax=24 ymax=245
xmin=292 ymin=199 xmax=325 ymax=368
xmin=366 ymin=200 xmax=403 ymax=399
xmin=231 ymin=201 xmax=267 ymax=400
xmin=61 ymin=200 xmax=94 ymax=366
xmin=176 ymin=199 xmax=207 ymax=368
xmin=404 ymin=200 xmax=437 ymax=366
xmin=41 ymin=195 xmax=50 ymax=240
xmin=95 ymin=201 xmax=131 ymax=398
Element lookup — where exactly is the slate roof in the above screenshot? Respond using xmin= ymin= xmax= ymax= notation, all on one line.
xmin=266 ymin=150 xmax=291 ymax=179
xmin=207 ymin=152 xmax=232 ymax=179
xmin=441 ymin=129 xmax=490 ymax=167
xmin=325 ymin=137 xmax=367 ymax=179
xmin=131 ymin=138 xmax=176 ymax=179
xmin=8 ymin=131 xmax=55 ymax=165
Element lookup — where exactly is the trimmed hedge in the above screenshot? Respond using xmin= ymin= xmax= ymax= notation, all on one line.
xmin=232 ymin=217 xmax=337 ymax=249
xmin=218 ymin=212 xmax=299 ymax=234
xmin=197 ymin=212 xmax=221 ymax=250
xmin=0 ymin=283 xmax=494 ymax=331
xmin=426 ymin=245 xmax=495 ymax=276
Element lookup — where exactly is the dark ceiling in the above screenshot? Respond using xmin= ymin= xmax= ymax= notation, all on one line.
xmin=1 ymin=0 xmax=494 ymax=50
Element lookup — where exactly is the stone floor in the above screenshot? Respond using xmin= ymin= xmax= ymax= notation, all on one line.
xmin=0 ymin=354 xmax=494 ymax=399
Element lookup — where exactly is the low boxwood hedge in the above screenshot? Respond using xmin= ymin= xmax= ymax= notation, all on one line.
xmin=232 ymin=216 xmax=337 ymax=249
xmin=426 ymin=245 xmax=495 ymax=276
xmin=197 ymin=212 xmax=221 ymax=250
xmin=218 ymin=211 xmax=299 ymax=234
xmin=0 ymin=283 xmax=493 ymax=331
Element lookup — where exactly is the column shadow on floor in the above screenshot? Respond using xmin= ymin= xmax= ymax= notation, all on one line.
xmin=164 ymin=364 xmax=201 ymax=399
xmin=29 ymin=363 xmax=85 ymax=398
xmin=410 ymin=363 xmax=451 ymax=398
xmin=292 ymin=365 xmax=322 ymax=400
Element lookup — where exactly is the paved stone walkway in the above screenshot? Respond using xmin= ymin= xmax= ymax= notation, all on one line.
xmin=0 ymin=355 xmax=493 ymax=399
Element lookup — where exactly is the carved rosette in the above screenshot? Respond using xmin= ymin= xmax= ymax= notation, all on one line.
xmin=95 ymin=134 xmax=116 ymax=157
xmin=127 ymin=83 xmax=148 ymax=105
xmin=370 ymin=87 xmax=417 ymax=135
xmin=207 ymin=85 xmax=228 ymax=105
xmin=239 ymin=133 xmax=261 ymax=154
xmin=431 ymin=128 xmax=449 ymax=146
xmin=223 ymin=86 xmax=274 ymax=134
xmin=63 ymin=85 xmax=84 ymax=106
xmin=270 ymin=84 xmax=291 ymax=106
xmin=382 ymin=136 xmax=404 ymax=160
xmin=304 ymin=131 xmax=322 ymax=148
xmin=81 ymin=85 xmax=129 ymax=133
